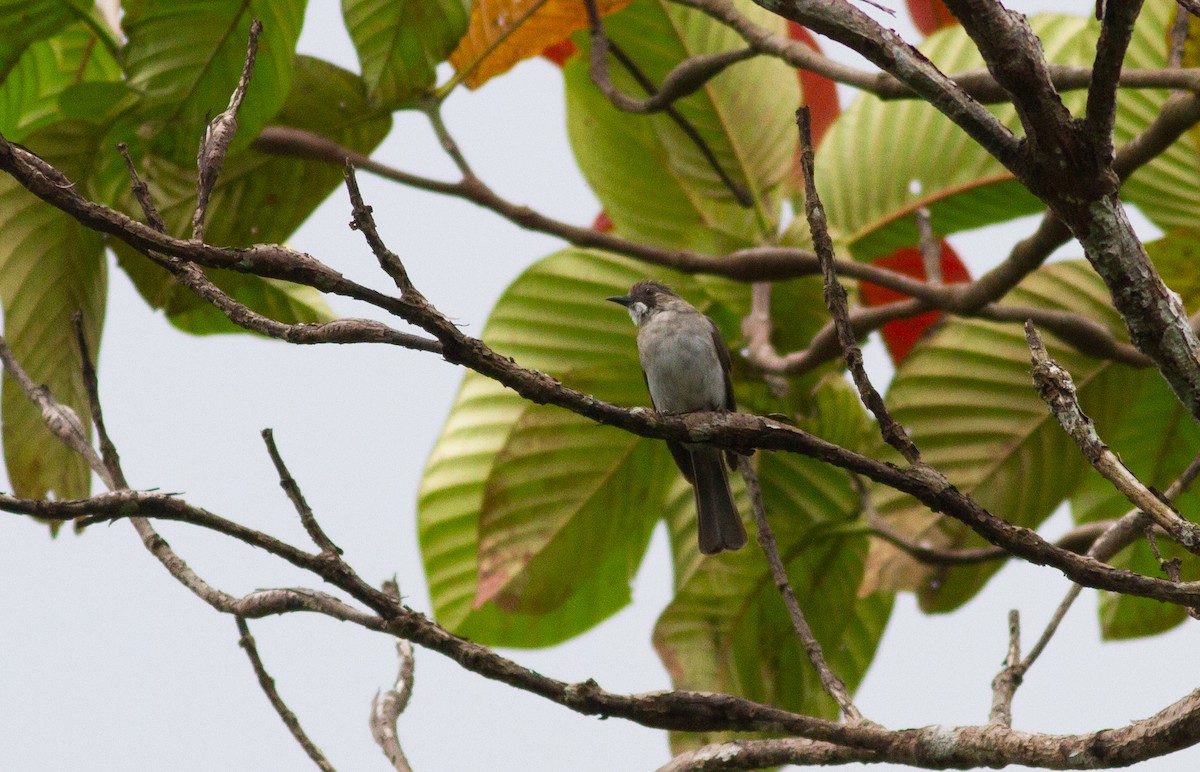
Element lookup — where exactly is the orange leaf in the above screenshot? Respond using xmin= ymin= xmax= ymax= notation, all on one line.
xmin=450 ymin=0 xmax=632 ymax=88
xmin=907 ymin=0 xmax=958 ymax=36
xmin=541 ymin=37 xmax=577 ymax=66
xmin=859 ymin=241 xmax=970 ymax=364
xmin=592 ymin=210 xmax=613 ymax=232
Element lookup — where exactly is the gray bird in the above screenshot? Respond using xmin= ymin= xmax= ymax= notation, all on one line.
xmin=607 ymin=280 xmax=748 ymax=554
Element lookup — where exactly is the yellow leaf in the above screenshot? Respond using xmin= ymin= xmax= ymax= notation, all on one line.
xmin=449 ymin=0 xmax=631 ymax=88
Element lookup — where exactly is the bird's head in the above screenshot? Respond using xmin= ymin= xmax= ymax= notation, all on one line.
xmin=606 ymin=280 xmax=679 ymax=326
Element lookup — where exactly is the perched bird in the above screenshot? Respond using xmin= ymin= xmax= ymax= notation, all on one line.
xmin=607 ymin=280 xmax=747 ymax=554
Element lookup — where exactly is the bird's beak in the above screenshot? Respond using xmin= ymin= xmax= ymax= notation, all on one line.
xmin=607 ymin=295 xmax=633 ymax=307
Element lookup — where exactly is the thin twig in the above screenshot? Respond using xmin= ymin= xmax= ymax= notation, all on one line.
xmin=914 ymin=207 xmax=941 ymax=286
xmin=796 ymin=106 xmax=921 ymax=465
xmin=71 ymin=313 xmax=125 ymax=489
xmin=193 ymin=18 xmax=262 ymax=241
xmin=261 ymin=428 xmax=343 ymax=556
xmin=595 ymin=18 xmax=753 ymax=208
xmin=584 ymin=0 xmax=754 ymax=115
xmin=868 ymin=517 xmax=1115 ymax=566
xmin=988 ymin=610 xmax=1022 ymax=726
xmin=344 ymin=161 xmax=414 ymax=292
xmin=1016 ymin=432 xmax=1200 ymax=684
xmin=0 ymin=336 xmax=107 ymax=485
xmin=737 ymin=455 xmax=863 ymax=722
xmin=1025 ymin=321 xmax=1200 ymax=553
xmin=370 ymin=634 xmax=416 ymax=772
xmin=115 ymin=143 xmax=440 ymax=353
xmin=117 ymin=142 xmax=165 ymax=232
xmin=1169 ymin=6 xmax=1191 ymax=69
xmin=236 ymin=616 xmax=337 ymax=772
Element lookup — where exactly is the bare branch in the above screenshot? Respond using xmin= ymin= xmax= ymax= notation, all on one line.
xmin=236 ymin=616 xmax=336 ymax=772
xmin=344 ymin=161 xmax=414 ymax=292
xmin=1026 ymin=321 xmax=1200 ymax=553
xmin=117 ymin=142 xmax=165 ymax=232
xmin=193 ymin=18 xmax=262 ymax=241
xmin=580 ymin=0 xmax=752 ymax=205
xmin=370 ymin=638 xmax=416 ymax=772
xmin=988 ymin=610 xmax=1022 ymax=727
xmin=737 ymin=456 xmax=863 ymax=722
xmin=868 ymin=516 xmax=1115 ymax=567
xmin=584 ymin=0 xmax=754 ymax=116
xmin=0 ymin=335 xmax=108 ymax=485
xmin=7 ymin=132 xmax=1200 ymax=609
xmin=659 ymin=737 xmax=881 ymax=770
xmin=261 ymin=428 xmax=343 ymax=556
xmin=797 ymin=106 xmax=922 ymax=465
xmin=915 ymin=207 xmax=941 ymax=286
xmin=601 ymin=42 xmax=752 ymax=205
xmin=1086 ymin=0 xmax=1146 ymax=160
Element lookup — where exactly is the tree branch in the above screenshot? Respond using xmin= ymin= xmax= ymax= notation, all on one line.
xmin=738 ymin=456 xmax=863 ymax=722
xmin=1026 ymin=321 xmax=1200 ymax=552
xmin=798 ymin=106 xmax=922 ymax=464
xmin=236 ymin=615 xmax=336 ymax=772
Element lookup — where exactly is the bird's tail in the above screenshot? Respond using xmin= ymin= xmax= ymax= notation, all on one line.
xmin=690 ymin=446 xmax=747 ymax=554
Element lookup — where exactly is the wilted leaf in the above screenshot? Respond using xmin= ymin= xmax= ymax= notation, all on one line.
xmin=906 ymin=0 xmax=957 ymax=36
xmin=449 ymin=0 xmax=629 ymax=88
xmin=859 ymin=241 xmax=971 ymax=364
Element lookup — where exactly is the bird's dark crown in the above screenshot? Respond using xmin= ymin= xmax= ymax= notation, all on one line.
xmin=628 ymin=280 xmax=677 ymax=306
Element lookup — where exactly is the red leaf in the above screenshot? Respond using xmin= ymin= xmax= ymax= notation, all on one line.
xmin=541 ymin=38 xmax=577 ymax=67
xmin=786 ymin=23 xmax=840 ymax=148
xmin=859 ymin=242 xmax=970 ymax=364
xmin=907 ymin=0 xmax=958 ymax=36
xmin=592 ymin=211 xmax=614 ymax=232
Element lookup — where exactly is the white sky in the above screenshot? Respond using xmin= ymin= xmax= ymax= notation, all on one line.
xmin=1 ymin=2 xmax=1198 ymax=770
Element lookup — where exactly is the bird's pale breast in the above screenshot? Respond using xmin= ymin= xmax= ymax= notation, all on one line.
xmin=637 ymin=309 xmax=727 ymax=413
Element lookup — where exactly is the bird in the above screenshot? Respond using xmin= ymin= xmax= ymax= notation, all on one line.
xmin=607 ymin=280 xmax=748 ymax=554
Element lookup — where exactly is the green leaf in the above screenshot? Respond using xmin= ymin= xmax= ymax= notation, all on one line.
xmin=563 ymin=0 xmax=798 ymax=254
xmin=818 ymin=0 xmax=1190 ymax=259
xmin=0 ymin=0 xmax=79 ymax=81
xmin=0 ymin=21 xmax=121 ymax=141
xmin=58 ymin=80 xmax=140 ymax=125
xmin=111 ymin=56 xmax=390 ymax=334
xmin=474 ymin=369 xmax=673 ymax=615
xmin=866 ymin=261 xmax=1136 ymax=611
xmin=654 ymin=450 xmax=891 ymax=752
xmin=121 ymin=0 xmax=306 ymax=162
xmin=342 ymin=0 xmax=471 ymax=108
xmin=420 ymin=249 xmax=692 ymax=646
xmin=419 ymin=244 xmax=844 ymax=645
xmin=0 ymin=120 xmax=107 ymax=525
xmin=1070 ymin=373 xmax=1200 ymax=639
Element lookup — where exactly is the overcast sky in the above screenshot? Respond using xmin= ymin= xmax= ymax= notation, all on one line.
xmin=1 ymin=2 xmax=1198 ymax=770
